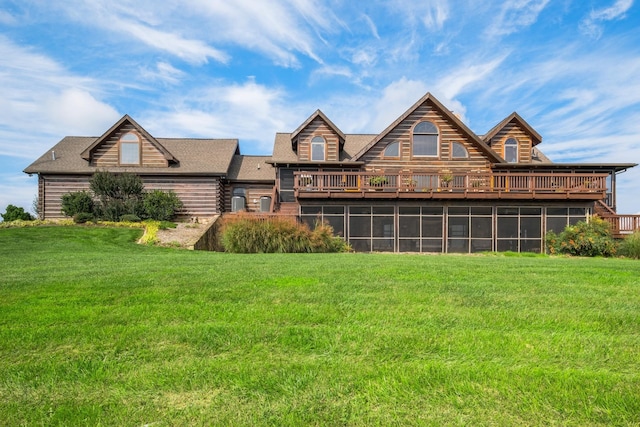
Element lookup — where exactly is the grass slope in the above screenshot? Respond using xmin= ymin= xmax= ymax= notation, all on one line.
xmin=1 ymin=226 xmax=639 ymax=426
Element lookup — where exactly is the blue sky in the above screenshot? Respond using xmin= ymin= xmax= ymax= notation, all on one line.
xmin=1 ymin=0 xmax=639 ymax=214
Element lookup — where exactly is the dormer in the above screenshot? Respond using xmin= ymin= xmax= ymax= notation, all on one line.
xmin=290 ymin=110 xmax=345 ymax=162
xmin=482 ymin=112 xmax=542 ymax=164
xmin=80 ymin=115 xmax=177 ymax=168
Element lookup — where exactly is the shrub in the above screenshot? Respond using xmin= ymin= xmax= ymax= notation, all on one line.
xmin=73 ymin=212 xmax=95 ymax=224
xmin=220 ymin=214 xmax=349 ymax=253
xmin=546 ymin=216 xmax=617 ymax=257
xmin=61 ymin=191 xmax=94 ymax=217
xmin=619 ymin=231 xmax=640 ymax=259
xmin=1 ymin=204 xmax=34 ymax=222
xmin=143 ymin=190 xmax=183 ymax=221
xmin=120 ymin=214 xmax=141 ymax=223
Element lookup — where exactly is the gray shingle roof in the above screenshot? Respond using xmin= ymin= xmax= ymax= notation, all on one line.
xmin=227 ymin=155 xmax=275 ymax=181
xmin=24 ymin=136 xmax=239 ymax=175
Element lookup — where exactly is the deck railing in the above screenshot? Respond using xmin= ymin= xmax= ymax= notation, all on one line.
xmin=600 ymin=215 xmax=640 ymax=236
xmin=294 ymin=171 xmax=608 ymax=196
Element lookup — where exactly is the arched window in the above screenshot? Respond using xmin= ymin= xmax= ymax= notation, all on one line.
xmin=120 ymin=132 xmax=140 ymax=165
xmin=504 ymin=138 xmax=518 ymax=163
xmin=311 ymin=136 xmax=325 ymax=161
xmin=384 ymin=141 xmax=400 ymax=157
xmin=413 ymin=121 xmax=439 ymax=157
xmin=451 ymin=142 xmax=468 ymax=159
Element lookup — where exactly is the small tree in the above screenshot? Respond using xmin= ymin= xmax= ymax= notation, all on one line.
xmin=1 ymin=204 xmax=34 ymax=222
xmin=90 ymin=171 xmax=144 ymax=221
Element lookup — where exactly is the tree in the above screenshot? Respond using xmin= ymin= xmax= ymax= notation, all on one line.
xmin=90 ymin=171 xmax=144 ymax=221
xmin=1 ymin=204 xmax=34 ymax=222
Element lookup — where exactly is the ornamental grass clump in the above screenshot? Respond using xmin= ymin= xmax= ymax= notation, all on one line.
xmin=220 ymin=213 xmax=349 ymax=253
xmin=545 ymin=216 xmax=617 ymax=257
xmin=619 ymin=230 xmax=640 ymax=259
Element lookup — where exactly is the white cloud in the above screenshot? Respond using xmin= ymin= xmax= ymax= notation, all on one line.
xmin=0 ymin=173 xmax=38 ymax=216
xmin=580 ymin=0 xmax=634 ymax=39
xmin=361 ymin=14 xmax=381 ymax=40
xmin=144 ymin=79 xmax=294 ymax=153
xmin=113 ymin=19 xmax=229 ymax=65
xmin=369 ymin=78 xmax=428 ymax=131
xmin=140 ymin=61 xmax=186 ymax=85
xmin=422 ymin=1 xmax=449 ymax=31
xmin=435 ymin=56 xmax=508 ymax=100
xmin=0 ymin=36 xmax=120 ymax=157
xmin=44 ymin=89 xmax=120 ymax=136
xmin=485 ymin=0 xmax=551 ymax=38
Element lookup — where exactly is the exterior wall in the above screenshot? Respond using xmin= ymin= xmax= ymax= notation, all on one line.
xmin=225 ymin=183 xmax=274 ymax=213
xmin=360 ymin=100 xmax=492 ymax=173
xmin=487 ymin=122 xmax=533 ymax=163
xmin=300 ymin=200 xmax=592 ymax=253
xmin=91 ymin=123 xmax=168 ymax=168
xmin=296 ymin=117 xmax=341 ymax=162
xmin=39 ymin=174 xmax=222 ymax=219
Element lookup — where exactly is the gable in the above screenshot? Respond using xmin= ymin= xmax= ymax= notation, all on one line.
xmin=353 ymin=93 xmax=504 ymax=170
xmin=482 ymin=113 xmax=542 ymax=164
xmin=80 ymin=115 xmax=177 ymax=168
xmin=290 ymin=110 xmax=345 ymax=163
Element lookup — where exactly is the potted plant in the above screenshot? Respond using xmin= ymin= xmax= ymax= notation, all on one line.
xmin=299 ymin=175 xmax=313 ymax=187
xmin=440 ymin=171 xmax=453 ymax=189
xmin=369 ymin=175 xmax=388 ymax=189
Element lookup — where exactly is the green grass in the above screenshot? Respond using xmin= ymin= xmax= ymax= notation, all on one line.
xmin=1 ymin=226 xmax=639 ymax=426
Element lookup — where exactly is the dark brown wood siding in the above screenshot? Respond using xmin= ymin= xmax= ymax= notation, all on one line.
xmin=39 ymin=174 xmax=222 ymax=219
xmin=91 ymin=123 xmax=168 ymax=168
xmin=297 ymin=117 xmax=341 ymax=162
xmin=360 ymin=100 xmax=492 ymax=174
xmin=488 ymin=122 xmax=532 ymax=163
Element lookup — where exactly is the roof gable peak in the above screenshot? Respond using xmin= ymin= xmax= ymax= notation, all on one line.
xmin=80 ymin=114 xmax=177 ymax=162
xmin=483 ymin=111 xmax=542 ymax=146
xmin=291 ymin=109 xmax=346 ymax=144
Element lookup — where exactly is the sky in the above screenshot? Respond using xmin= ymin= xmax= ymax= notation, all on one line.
xmin=1 ymin=0 xmax=639 ymax=215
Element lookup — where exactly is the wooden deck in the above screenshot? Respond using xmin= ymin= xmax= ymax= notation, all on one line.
xmin=294 ymin=171 xmax=609 ymax=201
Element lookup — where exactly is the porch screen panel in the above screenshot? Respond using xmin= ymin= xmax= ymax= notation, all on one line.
xmin=421 ymin=207 xmax=443 ymax=253
xmin=279 ymin=168 xmax=295 ymax=202
xmin=497 ymin=207 xmax=542 ymax=253
xmin=447 ymin=207 xmax=470 ymax=253
xmin=300 ymin=206 xmax=345 ymax=238
xmin=348 ymin=206 xmax=394 ymax=252
xmin=471 ymin=207 xmax=493 ymax=253
xmin=399 ymin=206 xmax=420 ymax=252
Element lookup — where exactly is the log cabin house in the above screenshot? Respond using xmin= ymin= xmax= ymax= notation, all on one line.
xmin=25 ymin=92 xmax=639 ymax=253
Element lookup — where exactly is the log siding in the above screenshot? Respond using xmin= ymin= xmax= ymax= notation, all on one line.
xmin=39 ymin=174 xmax=222 ymax=219
xmin=91 ymin=123 xmax=168 ymax=168
xmin=487 ymin=122 xmax=533 ymax=163
xmin=296 ymin=117 xmax=341 ymax=162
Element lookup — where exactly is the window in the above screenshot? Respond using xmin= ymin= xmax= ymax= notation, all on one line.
xmin=311 ymin=136 xmax=325 ymax=161
xmin=413 ymin=121 xmax=439 ymax=157
xmin=451 ymin=141 xmax=468 ymax=159
xmin=504 ymin=138 xmax=518 ymax=163
xmin=384 ymin=141 xmax=400 ymax=157
xmin=120 ymin=132 xmax=140 ymax=165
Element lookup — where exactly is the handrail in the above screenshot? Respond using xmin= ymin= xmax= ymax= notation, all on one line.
xmin=600 ymin=214 xmax=640 ymax=236
xmin=293 ymin=171 xmax=609 ymax=194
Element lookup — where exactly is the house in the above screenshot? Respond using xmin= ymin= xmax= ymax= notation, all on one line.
xmin=24 ymin=92 xmax=638 ymax=253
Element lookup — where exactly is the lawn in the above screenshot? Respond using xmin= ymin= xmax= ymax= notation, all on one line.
xmin=1 ymin=226 xmax=639 ymax=426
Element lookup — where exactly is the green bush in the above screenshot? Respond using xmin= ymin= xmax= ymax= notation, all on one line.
xmin=73 ymin=212 xmax=95 ymax=224
xmin=143 ymin=190 xmax=183 ymax=221
xmin=1 ymin=204 xmax=34 ymax=222
xmin=619 ymin=231 xmax=640 ymax=259
xmin=546 ymin=216 xmax=617 ymax=257
xmin=220 ymin=214 xmax=350 ymax=253
xmin=61 ymin=191 xmax=94 ymax=217
xmin=120 ymin=214 xmax=141 ymax=223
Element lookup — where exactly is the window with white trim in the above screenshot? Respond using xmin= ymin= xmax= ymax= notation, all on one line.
xmin=120 ymin=132 xmax=140 ymax=165
xmin=412 ymin=121 xmax=439 ymax=157
xmin=504 ymin=138 xmax=518 ymax=163
xmin=451 ymin=141 xmax=468 ymax=159
xmin=311 ymin=136 xmax=326 ymax=161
